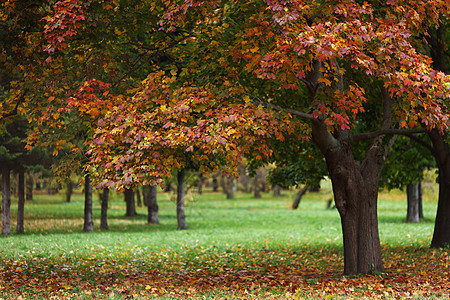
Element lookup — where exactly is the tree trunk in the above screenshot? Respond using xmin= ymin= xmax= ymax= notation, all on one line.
xmin=429 ymin=129 xmax=450 ymax=248
xmin=83 ymin=174 xmax=94 ymax=232
xmin=197 ymin=174 xmax=203 ymax=195
xmin=253 ymin=176 xmax=261 ymax=198
xmin=292 ymin=186 xmax=308 ymax=209
xmin=2 ymin=167 xmax=11 ymax=236
xmin=16 ymin=168 xmax=25 ymax=234
xmin=177 ymin=169 xmax=188 ymax=230
xmin=136 ymin=187 xmax=142 ymax=207
xmin=212 ymin=175 xmax=219 ymax=192
xmin=312 ymin=114 xmax=393 ymax=274
xmin=226 ymin=177 xmax=235 ymax=199
xmin=100 ymin=188 xmax=109 ymax=230
xmin=25 ymin=173 xmax=33 ymax=201
xmin=146 ymin=185 xmax=159 ymax=224
xmin=406 ymin=183 xmax=420 ymax=223
xmin=418 ymin=181 xmax=424 ymax=219
xmin=273 ymin=185 xmax=282 ymax=197
xmin=124 ymin=188 xmax=136 ymax=216
xmin=66 ymin=180 xmax=73 ymax=203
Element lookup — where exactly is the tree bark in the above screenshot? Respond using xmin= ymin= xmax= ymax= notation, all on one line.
xmin=429 ymin=129 xmax=450 ymax=248
xmin=418 ymin=181 xmax=424 ymax=219
xmin=66 ymin=180 xmax=73 ymax=203
xmin=292 ymin=186 xmax=308 ymax=209
xmin=2 ymin=167 xmax=11 ymax=236
xmin=83 ymin=174 xmax=94 ymax=232
xmin=212 ymin=175 xmax=219 ymax=192
xmin=312 ymin=115 xmax=393 ymax=274
xmin=25 ymin=173 xmax=33 ymax=201
xmin=146 ymin=185 xmax=159 ymax=224
xmin=124 ymin=188 xmax=137 ymax=216
xmin=16 ymin=167 xmax=25 ymax=234
xmin=100 ymin=188 xmax=109 ymax=230
xmin=177 ymin=169 xmax=188 ymax=230
xmin=136 ymin=187 xmax=142 ymax=207
xmin=406 ymin=183 xmax=420 ymax=223
xmin=225 ymin=177 xmax=235 ymax=199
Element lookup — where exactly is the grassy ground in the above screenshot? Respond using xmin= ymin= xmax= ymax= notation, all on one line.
xmin=0 ymin=180 xmax=449 ymax=299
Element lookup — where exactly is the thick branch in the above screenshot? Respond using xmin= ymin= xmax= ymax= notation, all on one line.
xmin=405 ymin=134 xmax=435 ymax=155
xmin=353 ymin=128 xmax=428 ymax=142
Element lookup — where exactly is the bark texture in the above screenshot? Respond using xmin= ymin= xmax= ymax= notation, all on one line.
xmin=2 ymin=167 xmax=11 ymax=236
xmin=25 ymin=174 xmax=33 ymax=201
xmin=83 ymin=174 xmax=94 ymax=232
xmin=177 ymin=169 xmax=188 ymax=230
xmin=312 ymin=111 xmax=393 ymax=274
xmin=429 ymin=129 xmax=450 ymax=248
xmin=100 ymin=188 xmax=109 ymax=230
xmin=16 ymin=168 xmax=25 ymax=234
xmin=146 ymin=185 xmax=159 ymax=224
xmin=406 ymin=183 xmax=420 ymax=223
xmin=124 ymin=188 xmax=137 ymax=216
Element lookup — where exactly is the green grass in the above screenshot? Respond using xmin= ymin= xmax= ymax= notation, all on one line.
xmin=1 ymin=181 xmax=448 ymax=299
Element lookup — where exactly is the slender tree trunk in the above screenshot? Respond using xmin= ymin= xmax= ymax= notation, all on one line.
xmin=146 ymin=185 xmax=159 ymax=224
xmin=16 ymin=168 xmax=25 ymax=234
xmin=83 ymin=174 xmax=94 ymax=232
xmin=100 ymin=188 xmax=109 ymax=230
xmin=253 ymin=176 xmax=261 ymax=198
xmin=177 ymin=169 xmax=188 ymax=230
xmin=197 ymin=174 xmax=203 ymax=195
xmin=66 ymin=180 xmax=73 ymax=203
xmin=124 ymin=188 xmax=137 ymax=216
xmin=26 ymin=173 xmax=33 ymax=201
xmin=418 ymin=182 xmax=424 ymax=219
xmin=429 ymin=129 xmax=450 ymax=248
xmin=136 ymin=187 xmax=142 ymax=207
xmin=292 ymin=186 xmax=308 ymax=209
xmin=212 ymin=175 xmax=219 ymax=192
xmin=406 ymin=183 xmax=420 ymax=223
xmin=226 ymin=177 xmax=235 ymax=199
xmin=2 ymin=167 xmax=11 ymax=236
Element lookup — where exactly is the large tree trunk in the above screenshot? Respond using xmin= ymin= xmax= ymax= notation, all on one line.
xmin=2 ymin=167 xmax=11 ymax=236
xmin=16 ymin=168 xmax=25 ymax=234
xmin=100 ymin=188 xmax=109 ymax=230
xmin=124 ymin=188 xmax=137 ymax=216
xmin=83 ymin=174 xmax=94 ymax=232
xmin=406 ymin=183 xmax=420 ymax=223
xmin=25 ymin=173 xmax=33 ymax=201
xmin=429 ymin=129 xmax=450 ymax=248
xmin=177 ymin=169 xmax=188 ymax=230
xmin=312 ymin=111 xmax=393 ymax=274
xmin=145 ymin=185 xmax=159 ymax=224
xmin=427 ymin=23 xmax=450 ymax=249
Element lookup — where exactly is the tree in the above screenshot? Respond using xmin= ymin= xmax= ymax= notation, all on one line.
xmin=425 ymin=18 xmax=450 ymax=248
xmin=36 ymin=0 xmax=449 ymax=275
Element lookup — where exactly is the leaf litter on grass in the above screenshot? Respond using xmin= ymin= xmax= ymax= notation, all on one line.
xmin=0 ymin=243 xmax=449 ymax=299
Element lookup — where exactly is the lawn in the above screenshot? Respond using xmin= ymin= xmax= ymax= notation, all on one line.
xmin=0 ymin=180 xmax=449 ymax=299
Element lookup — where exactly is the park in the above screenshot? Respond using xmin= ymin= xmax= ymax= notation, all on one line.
xmin=1 ymin=0 xmax=449 ymax=299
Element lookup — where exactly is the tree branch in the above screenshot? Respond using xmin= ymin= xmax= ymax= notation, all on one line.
xmin=352 ymin=128 xmax=428 ymax=142
xmin=0 ymin=89 xmax=28 ymax=122
xmin=405 ymin=134 xmax=435 ymax=155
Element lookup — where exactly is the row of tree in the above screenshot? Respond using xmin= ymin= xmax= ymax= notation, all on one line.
xmin=0 ymin=0 xmax=449 ymax=275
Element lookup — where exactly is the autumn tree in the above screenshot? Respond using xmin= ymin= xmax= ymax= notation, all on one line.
xmin=140 ymin=0 xmax=448 ymax=274
xmin=32 ymin=0 xmax=449 ymax=275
